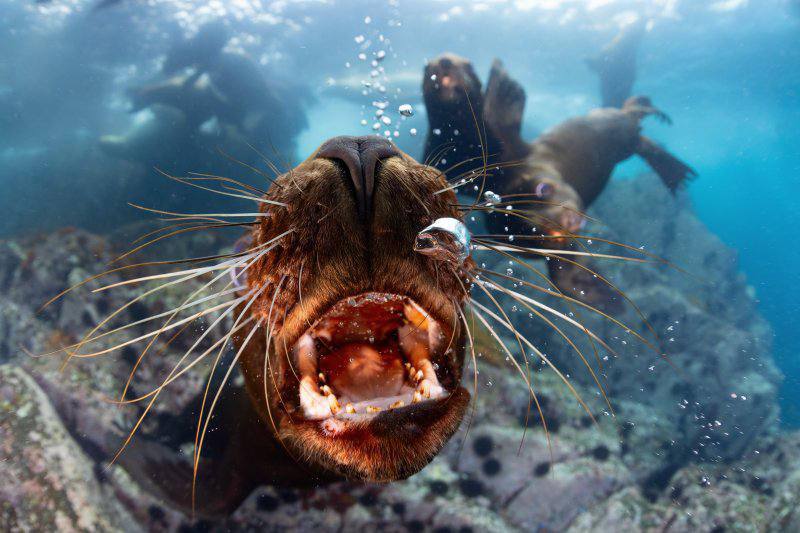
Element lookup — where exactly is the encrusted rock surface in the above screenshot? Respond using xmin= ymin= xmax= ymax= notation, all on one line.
xmin=0 ymin=365 xmax=137 ymax=532
xmin=478 ymin=173 xmax=781 ymax=493
xmin=0 ymin=174 xmax=791 ymax=531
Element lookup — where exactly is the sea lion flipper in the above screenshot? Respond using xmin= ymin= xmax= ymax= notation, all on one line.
xmin=483 ymin=59 xmax=529 ymax=159
xmin=623 ymin=96 xmax=672 ymax=125
xmin=636 ymin=135 xmax=697 ymax=194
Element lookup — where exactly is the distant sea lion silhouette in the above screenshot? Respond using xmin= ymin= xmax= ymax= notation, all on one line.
xmin=585 ymin=20 xmax=646 ymax=108
xmin=160 ymin=22 xmax=308 ymax=159
xmin=127 ymin=70 xmax=231 ymax=132
xmin=483 ymin=60 xmax=696 ymax=307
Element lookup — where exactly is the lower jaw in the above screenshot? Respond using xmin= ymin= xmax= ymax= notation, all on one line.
xmin=276 ymin=386 xmax=471 ymax=481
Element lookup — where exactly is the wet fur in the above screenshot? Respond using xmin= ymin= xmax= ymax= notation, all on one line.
xmin=422 ymin=53 xmax=499 ymax=171
xmin=234 ymin=149 xmax=472 ymax=485
xmin=482 ymin=60 xmax=695 ymax=306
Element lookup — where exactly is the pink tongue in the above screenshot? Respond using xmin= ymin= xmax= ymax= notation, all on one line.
xmin=319 ymin=342 xmax=405 ymax=402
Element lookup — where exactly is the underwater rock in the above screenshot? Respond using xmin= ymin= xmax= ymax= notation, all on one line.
xmin=0 ymin=365 xmax=136 ymax=531
xmin=0 ymin=214 xmax=783 ymax=531
xmin=479 ymin=172 xmax=780 ymax=491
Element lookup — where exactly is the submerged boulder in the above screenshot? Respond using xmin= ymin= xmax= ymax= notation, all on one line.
xmin=0 ymin=365 xmax=136 ymax=531
xmin=477 ymin=173 xmax=781 ymax=494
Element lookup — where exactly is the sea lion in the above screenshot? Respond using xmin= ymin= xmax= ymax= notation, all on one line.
xmin=160 ymin=22 xmax=310 ymax=160
xmin=422 ymin=53 xmax=499 ymax=172
xmin=60 ymin=133 xmax=650 ymax=517
xmin=585 ymin=20 xmax=646 ymax=108
xmin=483 ymin=60 xmax=696 ymax=306
xmin=127 ymin=70 xmax=231 ymax=132
xmin=75 ymin=135 xmax=474 ymax=515
xmin=233 ymin=136 xmax=471 ymax=488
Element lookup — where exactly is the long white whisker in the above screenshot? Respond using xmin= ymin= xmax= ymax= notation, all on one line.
xmin=113 ymin=315 xmax=257 ymax=404
xmin=469 ymin=300 xmax=596 ymax=424
xmin=66 ymin=287 xmax=242 ymax=350
xmin=472 ymin=244 xmax=649 ymax=263
xmin=478 ymin=279 xmax=615 ymax=355
xmin=108 ymin=289 xmax=261 ymax=468
xmin=94 ymin=229 xmax=292 ymax=292
xmin=71 ymin=298 xmax=247 ymax=358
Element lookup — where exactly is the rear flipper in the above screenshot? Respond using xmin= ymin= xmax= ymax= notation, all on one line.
xmin=483 ymin=59 xmax=529 ymax=159
xmin=547 ymin=255 xmax=623 ymax=314
xmin=636 ymin=135 xmax=697 ymax=193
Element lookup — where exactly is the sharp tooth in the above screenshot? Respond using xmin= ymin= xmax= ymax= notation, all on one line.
xmin=408 ymin=366 xmax=417 ymax=379
xmin=345 ymin=403 xmax=356 ymax=414
xmin=295 ymin=333 xmax=320 ymax=386
xmin=404 ymin=362 xmax=411 ymax=370
xmin=412 ymin=391 xmax=422 ymax=403
xmin=366 ymin=405 xmax=381 ymax=413
xmin=390 ymin=400 xmax=405 ymax=409
xmin=417 ymin=378 xmax=444 ymax=399
xmin=414 ymin=369 xmax=424 ymax=382
xmin=299 ymin=378 xmax=333 ymax=420
xmin=321 ymin=385 xmax=332 ymax=396
xmin=318 ymin=372 xmax=326 ymax=383
xmin=328 ymin=394 xmax=341 ymax=414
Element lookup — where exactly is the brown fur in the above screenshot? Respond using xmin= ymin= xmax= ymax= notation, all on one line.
xmin=482 ymin=62 xmax=695 ymax=308
xmin=422 ymin=53 xmax=500 ymax=172
xmin=229 ymin=142 xmax=472 ymax=490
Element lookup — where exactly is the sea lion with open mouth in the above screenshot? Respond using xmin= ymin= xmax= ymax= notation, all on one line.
xmin=482 ymin=60 xmax=696 ymax=307
xmin=422 ymin=53 xmax=499 ymax=172
xmin=56 ymin=135 xmax=478 ymax=515
xmin=233 ymin=135 xmax=472 ymax=485
xmin=53 ymin=133 xmax=651 ymax=518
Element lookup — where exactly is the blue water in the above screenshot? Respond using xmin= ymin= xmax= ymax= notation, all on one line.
xmin=1 ymin=0 xmax=799 ymax=423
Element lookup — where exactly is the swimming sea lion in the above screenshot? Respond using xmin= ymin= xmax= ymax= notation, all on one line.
xmin=74 ymin=135 xmax=474 ymax=515
xmin=59 ymin=131 xmax=651 ymax=517
xmin=483 ymin=60 xmax=696 ymax=306
xmin=127 ymin=70 xmax=230 ymax=132
xmin=233 ymin=135 xmax=471 ymax=487
xmin=585 ymin=21 xmax=646 ymax=108
xmin=422 ymin=53 xmax=499 ymax=172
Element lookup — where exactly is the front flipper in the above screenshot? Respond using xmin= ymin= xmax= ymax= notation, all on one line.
xmin=623 ymin=95 xmax=672 ymax=125
xmin=483 ymin=59 xmax=529 ymax=160
xmin=636 ymin=135 xmax=697 ymax=193
xmin=547 ymin=255 xmax=622 ymax=314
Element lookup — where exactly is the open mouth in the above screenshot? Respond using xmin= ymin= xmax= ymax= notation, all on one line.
xmin=292 ymin=292 xmax=451 ymax=423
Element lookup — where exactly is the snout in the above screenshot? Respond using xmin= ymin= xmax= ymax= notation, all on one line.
xmin=557 ymin=210 xmax=586 ymax=235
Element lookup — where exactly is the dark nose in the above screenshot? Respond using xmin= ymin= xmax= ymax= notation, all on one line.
xmin=316 ymin=135 xmax=401 ymax=219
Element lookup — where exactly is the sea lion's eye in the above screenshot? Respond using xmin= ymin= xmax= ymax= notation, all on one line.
xmin=535 ymin=181 xmax=555 ymax=199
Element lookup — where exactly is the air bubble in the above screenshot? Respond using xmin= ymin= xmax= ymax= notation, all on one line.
xmin=398 ymin=103 xmax=414 ymax=116
xmin=484 ymin=191 xmax=501 ymax=205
